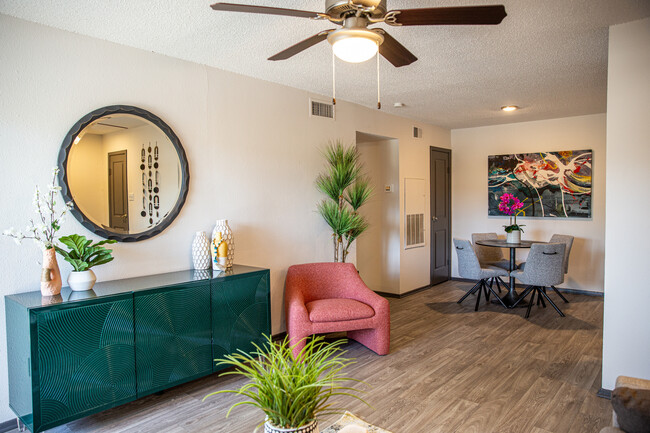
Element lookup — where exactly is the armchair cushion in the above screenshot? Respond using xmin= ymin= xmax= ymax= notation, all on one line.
xmin=611 ymin=387 xmax=650 ymax=433
xmin=306 ymin=298 xmax=375 ymax=323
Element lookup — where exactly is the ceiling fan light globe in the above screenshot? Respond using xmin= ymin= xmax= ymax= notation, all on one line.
xmin=328 ymin=29 xmax=384 ymax=63
xmin=332 ymin=37 xmax=378 ymax=63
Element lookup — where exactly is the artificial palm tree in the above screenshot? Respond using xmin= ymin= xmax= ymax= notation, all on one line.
xmin=316 ymin=140 xmax=372 ymax=262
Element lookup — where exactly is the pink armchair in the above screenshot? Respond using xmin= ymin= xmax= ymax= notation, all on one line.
xmin=285 ymin=262 xmax=390 ymax=357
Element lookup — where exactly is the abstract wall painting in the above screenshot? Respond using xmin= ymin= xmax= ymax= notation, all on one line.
xmin=488 ymin=150 xmax=592 ymax=218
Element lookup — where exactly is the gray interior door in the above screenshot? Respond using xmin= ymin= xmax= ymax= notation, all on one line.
xmin=108 ymin=150 xmax=129 ymax=232
xmin=430 ymin=147 xmax=451 ymax=285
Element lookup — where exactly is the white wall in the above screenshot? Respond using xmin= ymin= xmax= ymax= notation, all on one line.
xmin=357 ymin=135 xmax=400 ymax=294
xmin=0 ymin=14 xmax=450 ymax=421
xmin=451 ymin=114 xmax=607 ymax=293
xmin=601 ymin=17 xmax=650 ymax=390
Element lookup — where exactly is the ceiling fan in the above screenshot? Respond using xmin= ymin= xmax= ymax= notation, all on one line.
xmin=211 ymin=1 xmax=507 ymax=67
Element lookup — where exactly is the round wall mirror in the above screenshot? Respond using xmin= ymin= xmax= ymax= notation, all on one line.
xmin=58 ymin=105 xmax=190 ymax=242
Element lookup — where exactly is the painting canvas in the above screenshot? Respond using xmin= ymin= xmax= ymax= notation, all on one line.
xmin=488 ymin=150 xmax=592 ymax=218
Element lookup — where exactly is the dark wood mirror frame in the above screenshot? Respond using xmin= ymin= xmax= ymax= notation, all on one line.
xmin=58 ymin=105 xmax=190 ymax=242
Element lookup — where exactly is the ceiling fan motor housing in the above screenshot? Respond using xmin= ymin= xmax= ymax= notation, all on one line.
xmin=325 ymin=0 xmax=387 ymax=19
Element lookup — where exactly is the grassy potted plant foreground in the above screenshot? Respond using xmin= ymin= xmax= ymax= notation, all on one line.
xmin=55 ymin=234 xmax=116 ymax=291
xmin=204 ymin=335 xmax=366 ymax=433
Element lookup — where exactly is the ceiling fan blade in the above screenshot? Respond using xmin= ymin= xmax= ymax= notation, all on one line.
xmin=378 ymin=31 xmax=418 ymax=68
xmin=211 ymin=2 xmax=323 ymax=19
xmin=389 ymin=5 xmax=507 ymax=26
xmin=268 ymin=30 xmax=334 ymax=61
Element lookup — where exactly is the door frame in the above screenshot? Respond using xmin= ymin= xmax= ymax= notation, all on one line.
xmin=430 ymin=146 xmax=452 ymax=285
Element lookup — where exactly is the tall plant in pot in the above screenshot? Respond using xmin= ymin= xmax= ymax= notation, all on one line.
xmin=316 ymin=141 xmax=372 ymax=262
xmin=204 ymin=335 xmax=366 ymax=433
xmin=55 ymin=234 xmax=116 ymax=291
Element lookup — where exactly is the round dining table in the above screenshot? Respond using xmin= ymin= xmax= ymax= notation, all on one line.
xmin=475 ymin=239 xmax=544 ymax=308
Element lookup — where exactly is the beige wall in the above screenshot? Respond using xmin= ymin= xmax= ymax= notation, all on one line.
xmin=602 ymin=17 xmax=650 ymax=390
xmin=357 ymin=135 xmax=400 ymax=294
xmin=451 ymin=114 xmax=607 ymax=293
xmin=68 ymin=133 xmax=107 ymax=225
xmin=0 ymin=14 xmax=450 ymax=420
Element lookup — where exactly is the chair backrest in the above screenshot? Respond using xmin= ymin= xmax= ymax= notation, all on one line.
xmin=285 ymin=262 xmax=362 ymax=303
xmin=549 ymin=234 xmax=574 ymax=274
xmin=471 ymin=232 xmax=504 ymax=263
xmin=520 ymin=243 xmax=566 ymax=286
xmin=454 ymin=238 xmax=483 ymax=280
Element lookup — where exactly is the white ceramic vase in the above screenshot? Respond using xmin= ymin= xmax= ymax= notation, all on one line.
xmin=192 ymin=231 xmax=211 ymax=270
xmin=68 ymin=270 xmax=97 ymax=292
xmin=263 ymin=420 xmax=319 ymax=433
xmin=212 ymin=219 xmax=234 ymax=269
xmin=506 ymin=230 xmax=521 ymax=244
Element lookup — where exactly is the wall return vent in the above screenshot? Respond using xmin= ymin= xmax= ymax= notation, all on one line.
xmin=310 ymin=99 xmax=335 ymax=119
xmin=413 ymin=126 xmax=423 ymax=138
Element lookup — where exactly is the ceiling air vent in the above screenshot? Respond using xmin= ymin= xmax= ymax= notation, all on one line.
xmin=413 ymin=126 xmax=423 ymax=138
xmin=310 ymin=99 xmax=335 ymax=119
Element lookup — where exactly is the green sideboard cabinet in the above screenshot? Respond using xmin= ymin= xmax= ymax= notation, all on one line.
xmin=5 ymin=265 xmax=271 ymax=433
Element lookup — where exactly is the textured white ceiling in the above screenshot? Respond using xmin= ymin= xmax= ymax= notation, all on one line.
xmin=1 ymin=0 xmax=649 ymax=129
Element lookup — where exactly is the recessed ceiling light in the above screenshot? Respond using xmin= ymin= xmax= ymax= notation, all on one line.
xmin=501 ymin=105 xmax=519 ymax=112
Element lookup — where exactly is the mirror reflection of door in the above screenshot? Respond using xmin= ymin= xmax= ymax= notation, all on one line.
xmin=108 ymin=150 xmax=129 ymax=232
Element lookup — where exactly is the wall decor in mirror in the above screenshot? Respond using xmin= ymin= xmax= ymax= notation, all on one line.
xmin=58 ymin=105 xmax=190 ymax=241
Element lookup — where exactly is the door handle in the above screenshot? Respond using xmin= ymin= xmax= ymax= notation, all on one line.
xmin=432 ymin=216 xmax=438 ymax=222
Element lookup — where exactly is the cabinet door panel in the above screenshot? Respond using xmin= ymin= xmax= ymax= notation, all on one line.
xmin=135 ymin=283 xmax=212 ymax=395
xmin=212 ymin=273 xmax=270 ymax=371
xmin=36 ymin=298 xmax=135 ymax=428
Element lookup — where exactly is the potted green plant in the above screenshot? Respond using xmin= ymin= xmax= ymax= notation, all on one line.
xmin=55 ymin=234 xmax=117 ymax=291
xmin=204 ymin=335 xmax=366 ymax=433
xmin=316 ymin=140 xmax=372 ymax=262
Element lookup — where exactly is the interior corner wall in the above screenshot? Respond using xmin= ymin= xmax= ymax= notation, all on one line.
xmin=356 ymin=136 xmax=400 ymax=294
xmin=0 ymin=14 xmax=450 ymax=421
xmin=601 ymin=17 xmax=650 ymax=390
xmin=450 ymin=114 xmax=607 ymax=293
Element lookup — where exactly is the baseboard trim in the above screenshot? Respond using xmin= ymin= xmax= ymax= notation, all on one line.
xmin=597 ymin=388 xmax=612 ymax=399
xmin=0 ymin=419 xmax=15 ymax=433
xmin=450 ymin=278 xmax=603 ymax=297
xmin=375 ymin=284 xmax=433 ymax=299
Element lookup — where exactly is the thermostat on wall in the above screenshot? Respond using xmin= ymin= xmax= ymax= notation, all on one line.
xmin=385 ymin=184 xmax=394 ymax=193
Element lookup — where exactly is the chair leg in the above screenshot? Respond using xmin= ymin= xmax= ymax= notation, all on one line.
xmin=539 ymin=292 xmax=546 ymax=308
xmin=497 ymin=277 xmax=510 ymax=291
xmin=458 ymin=280 xmax=481 ymax=304
xmin=483 ymin=280 xmax=491 ymax=303
xmin=525 ymin=289 xmax=536 ymax=319
xmin=512 ymin=285 xmax=534 ymax=308
xmin=486 ymin=280 xmax=508 ymax=308
xmin=538 ymin=287 xmax=566 ymax=317
xmin=551 ymin=285 xmax=570 ymax=303
xmin=474 ymin=281 xmax=483 ymax=311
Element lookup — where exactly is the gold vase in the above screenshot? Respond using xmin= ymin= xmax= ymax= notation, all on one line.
xmin=41 ymin=247 xmax=62 ymax=296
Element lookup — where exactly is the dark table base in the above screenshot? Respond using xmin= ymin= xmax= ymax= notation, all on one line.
xmin=492 ymin=291 xmax=528 ymax=308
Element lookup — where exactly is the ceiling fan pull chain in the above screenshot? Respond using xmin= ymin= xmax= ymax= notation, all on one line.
xmin=377 ymin=43 xmax=381 ymax=110
xmin=332 ymin=50 xmax=336 ymax=105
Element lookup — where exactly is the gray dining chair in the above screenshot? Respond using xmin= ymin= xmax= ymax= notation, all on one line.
xmin=519 ymin=234 xmax=574 ymax=303
xmin=454 ymin=238 xmax=509 ymax=311
xmin=471 ymin=233 xmax=511 ymax=270
xmin=511 ymin=243 xmax=566 ymax=318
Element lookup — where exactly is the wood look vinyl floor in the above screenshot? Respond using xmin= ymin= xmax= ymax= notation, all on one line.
xmin=14 ymin=281 xmax=610 ymax=433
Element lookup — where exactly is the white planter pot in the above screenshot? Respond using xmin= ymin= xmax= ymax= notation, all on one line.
xmin=264 ymin=420 xmax=319 ymax=433
xmin=68 ymin=270 xmax=97 ymax=291
xmin=506 ymin=230 xmax=522 ymax=244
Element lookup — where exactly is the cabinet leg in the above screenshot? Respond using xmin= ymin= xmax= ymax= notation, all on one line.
xmin=17 ymin=418 xmax=26 ymax=432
